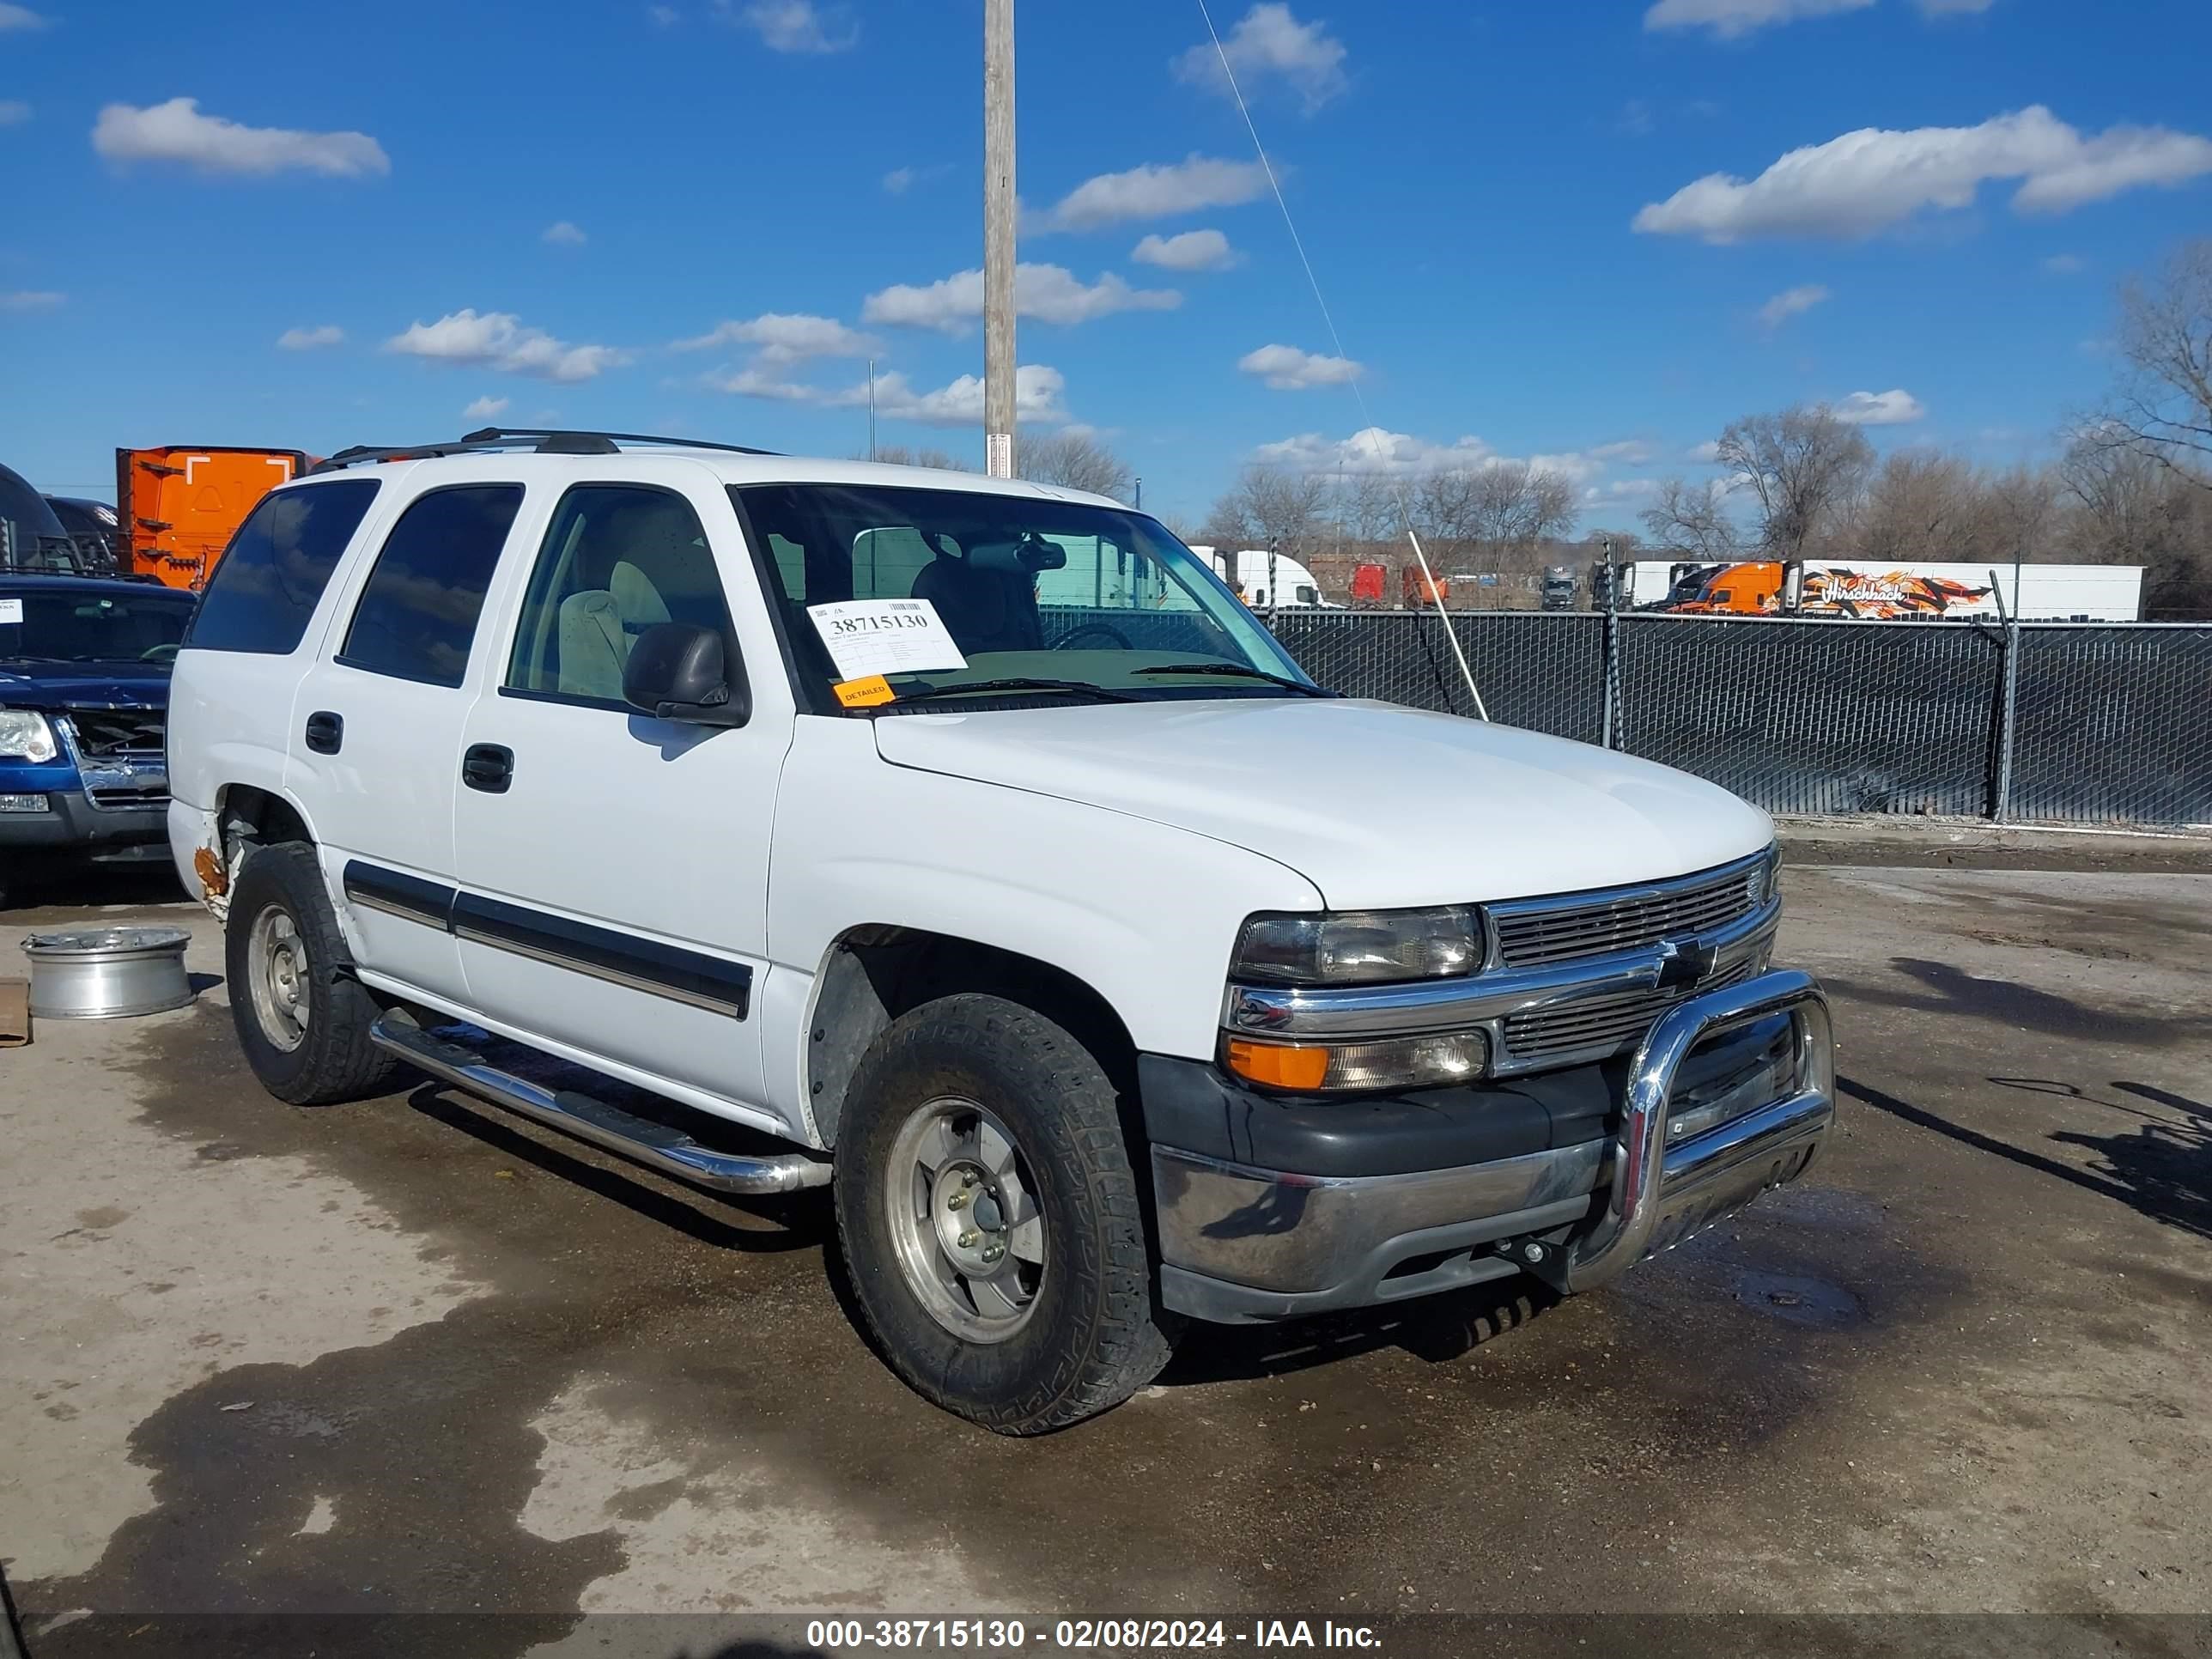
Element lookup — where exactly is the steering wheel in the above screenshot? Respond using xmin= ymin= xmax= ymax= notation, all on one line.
xmin=140 ymin=643 xmax=180 ymax=664
xmin=1053 ymin=622 xmax=1132 ymax=651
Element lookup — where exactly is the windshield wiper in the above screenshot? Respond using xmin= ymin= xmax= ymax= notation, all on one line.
xmin=885 ymin=677 xmax=1141 ymax=707
xmin=1131 ymin=663 xmax=1338 ymax=696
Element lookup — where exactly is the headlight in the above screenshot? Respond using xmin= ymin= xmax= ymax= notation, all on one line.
xmin=1226 ymin=1030 xmax=1491 ymax=1093
xmin=1232 ymin=906 xmax=1483 ymax=986
xmin=1745 ymin=842 xmax=1780 ymax=908
xmin=0 ymin=710 xmax=57 ymax=763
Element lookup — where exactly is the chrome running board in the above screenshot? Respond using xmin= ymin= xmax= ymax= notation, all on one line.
xmin=369 ymin=1014 xmax=832 ymax=1195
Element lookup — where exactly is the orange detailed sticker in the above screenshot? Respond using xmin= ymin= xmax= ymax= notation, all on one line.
xmin=834 ymin=674 xmax=896 ymax=708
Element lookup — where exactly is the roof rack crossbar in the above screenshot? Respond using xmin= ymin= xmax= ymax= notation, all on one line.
xmin=461 ymin=427 xmax=781 ymax=457
xmin=308 ymin=428 xmax=781 ymax=474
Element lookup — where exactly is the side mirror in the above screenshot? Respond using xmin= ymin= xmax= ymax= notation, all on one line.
xmin=623 ymin=623 xmax=750 ymax=727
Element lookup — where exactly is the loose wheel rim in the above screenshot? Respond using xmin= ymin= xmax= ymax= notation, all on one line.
xmin=246 ymin=903 xmax=310 ymax=1054
xmin=884 ymin=1095 xmax=1047 ymax=1343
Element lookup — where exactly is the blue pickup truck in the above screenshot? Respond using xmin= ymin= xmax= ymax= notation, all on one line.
xmin=0 ymin=574 xmax=199 ymax=903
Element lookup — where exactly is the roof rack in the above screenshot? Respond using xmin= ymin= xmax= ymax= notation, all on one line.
xmin=308 ymin=428 xmax=781 ymax=474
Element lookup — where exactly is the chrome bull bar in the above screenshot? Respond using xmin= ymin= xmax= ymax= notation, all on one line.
xmin=1564 ymin=967 xmax=1835 ymax=1292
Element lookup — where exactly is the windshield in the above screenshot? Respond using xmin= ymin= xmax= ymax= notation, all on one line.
xmin=0 ymin=588 xmax=199 ymax=664
xmin=733 ymin=483 xmax=1316 ymax=709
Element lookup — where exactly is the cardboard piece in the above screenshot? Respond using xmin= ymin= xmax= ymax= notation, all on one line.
xmin=0 ymin=978 xmax=27 ymax=1048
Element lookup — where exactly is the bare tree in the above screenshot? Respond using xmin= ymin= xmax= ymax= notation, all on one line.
xmin=1856 ymin=450 xmax=1977 ymax=562
xmin=1331 ymin=471 xmax=1401 ymax=543
xmin=2099 ymin=238 xmax=2212 ymax=489
xmin=1203 ymin=465 xmax=1331 ymax=556
xmin=1715 ymin=404 xmax=1875 ymax=557
xmin=1638 ymin=477 xmax=1740 ymax=562
xmin=869 ymin=446 xmax=975 ymax=471
xmin=2059 ymin=436 xmax=2212 ymax=614
xmin=1018 ymin=430 xmax=1135 ymax=501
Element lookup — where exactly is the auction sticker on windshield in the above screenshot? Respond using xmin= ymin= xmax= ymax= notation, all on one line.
xmin=0 ymin=599 xmax=21 ymax=625
xmin=808 ymin=598 xmax=968 ymax=680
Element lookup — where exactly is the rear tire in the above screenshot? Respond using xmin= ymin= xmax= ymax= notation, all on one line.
xmin=835 ymin=993 xmax=1179 ymax=1434
xmin=225 ymin=841 xmax=402 ymax=1106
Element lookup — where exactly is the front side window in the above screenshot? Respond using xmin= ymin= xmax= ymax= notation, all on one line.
xmin=339 ymin=484 xmax=522 ymax=687
xmin=506 ymin=485 xmax=737 ymax=705
xmin=0 ymin=587 xmax=198 ymax=664
xmin=733 ymin=483 xmax=1311 ymax=711
xmin=186 ymin=480 xmax=381 ymax=655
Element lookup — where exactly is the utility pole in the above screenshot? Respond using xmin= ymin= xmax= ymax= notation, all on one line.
xmin=866 ymin=357 xmax=877 ymax=462
xmin=982 ymin=0 xmax=1016 ymax=478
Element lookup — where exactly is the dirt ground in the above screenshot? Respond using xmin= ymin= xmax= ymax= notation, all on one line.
xmin=1 ymin=861 xmax=2207 ymax=1659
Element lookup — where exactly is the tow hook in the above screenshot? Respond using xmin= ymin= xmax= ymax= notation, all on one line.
xmin=1498 ymin=1233 xmax=1572 ymax=1294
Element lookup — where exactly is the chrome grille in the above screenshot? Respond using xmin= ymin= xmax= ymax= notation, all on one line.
xmin=1503 ymin=957 xmax=1754 ymax=1063
xmin=1492 ymin=860 xmax=1761 ymax=969
xmin=67 ymin=708 xmax=167 ymax=757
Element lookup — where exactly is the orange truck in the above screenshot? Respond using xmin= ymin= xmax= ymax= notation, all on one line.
xmin=1661 ymin=560 xmax=1993 ymax=620
xmin=115 ymin=446 xmax=309 ymax=590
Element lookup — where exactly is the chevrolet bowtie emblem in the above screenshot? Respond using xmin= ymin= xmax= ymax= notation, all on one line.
xmin=1656 ymin=936 xmax=1718 ymax=989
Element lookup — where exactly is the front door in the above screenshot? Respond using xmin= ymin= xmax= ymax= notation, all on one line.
xmin=291 ymin=481 xmax=526 ymax=1006
xmin=450 ymin=474 xmax=787 ymax=1118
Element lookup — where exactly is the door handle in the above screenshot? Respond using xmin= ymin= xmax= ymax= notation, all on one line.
xmin=304 ymin=711 xmax=343 ymax=755
xmin=462 ymin=743 xmax=514 ymax=793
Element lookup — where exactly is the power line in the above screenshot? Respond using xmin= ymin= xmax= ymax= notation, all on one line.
xmin=1195 ymin=0 xmax=1487 ymax=720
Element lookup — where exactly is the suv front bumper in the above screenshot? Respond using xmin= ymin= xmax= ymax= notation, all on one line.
xmin=1145 ymin=969 xmax=1835 ymax=1324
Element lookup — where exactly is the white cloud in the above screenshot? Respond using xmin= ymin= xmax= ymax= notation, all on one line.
xmin=1688 ymin=439 xmax=1724 ymax=463
xmin=1237 ymin=343 xmax=1361 ymax=390
xmin=673 ymin=311 xmax=874 ymax=362
xmin=92 ymin=97 xmax=390 ymax=179
xmin=1132 ymin=228 xmax=1239 ymax=270
xmin=1033 ymin=155 xmax=1272 ymax=233
xmin=1255 ymin=428 xmax=1638 ymax=498
xmin=1757 ymin=283 xmax=1832 ymax=328
xmin=647 ymin=4 xmax=679 ymax=24
xmin=1173 ymin=3 xmax=1347 ymax=114
xmin=882 ymin=166 xmax=915 ymax=193
xmin=1916 ymin=0 xmax=1995 ymax=14
xmin=1644 ymin=0 xmax=1873 ymax=39
xmin=1590 ymin=439 xmax=1662 ymax=465
xmin=1585 ymin=479 xmax=1661 ymax=507
xmin=0 ymin=100 xmax=30 ymax=126
xmin=2042 ymin=252 xmax=2085 ymax=274
xmin=727 ymin=0 xmax=857 ymax=52
xmin=542 ymin=220 xmax=586 ymax=246
xmin=1634 ymin=106 xmax=2212 ymax=241
xmin=1833 ymin=388 xmax=1926 ymax=425
xmin=0 ymin=4 xmax=49 ymax=29
xmin=0 ymin=289 xmax=64 ymax=311
xmin=384 ymin=309 xmax=628 ymax=382
xmin=862 ymin=264 xmax=1179 ymax=332
xmin=463 ymin=395 xmax=511 ymax=421
xmin=709 ymin=361 xmax=1071 ymax=427
xmin=276 ymin=324 xmax=343 ymax=349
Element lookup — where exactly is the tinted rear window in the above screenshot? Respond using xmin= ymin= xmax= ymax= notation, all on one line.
xmin=185 ymin=481 xmax=381 ymax=655
xmin=339 ymin=484 xmax=523 ymax=687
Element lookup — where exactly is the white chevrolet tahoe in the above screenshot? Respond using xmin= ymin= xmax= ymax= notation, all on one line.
xmin=166 ymin=428 xmax=1836 ymax=1434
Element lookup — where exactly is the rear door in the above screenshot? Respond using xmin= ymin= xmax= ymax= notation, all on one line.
xmin=290 ymin=478 xmax=527 ymax=1004
xmin=449 ymin=469 xmax=790 ymax=1117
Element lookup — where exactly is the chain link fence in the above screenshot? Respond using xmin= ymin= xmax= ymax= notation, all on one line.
xmin=1266 ymin=609 xmax=2212 ymax=828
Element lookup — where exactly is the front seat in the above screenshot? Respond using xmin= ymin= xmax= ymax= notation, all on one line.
xmin=911 ymin=552 xmax=1042 ymax=655
xmin=556 ymin=545 xmax=673 ymax=701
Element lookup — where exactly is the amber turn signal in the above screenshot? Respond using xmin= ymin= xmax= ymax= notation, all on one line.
xmin=1224 ymin=1038 xmax=1334 ymax=1091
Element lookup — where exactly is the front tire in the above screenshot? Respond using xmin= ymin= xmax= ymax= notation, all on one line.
xmin=835 ymin=994 xmax=1179 ymax=1434
xmin=225 ymin=841 xmax=402 ymax=1106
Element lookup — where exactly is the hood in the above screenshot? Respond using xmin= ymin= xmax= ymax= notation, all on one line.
xmin=873 ymin=697 xmax=1773 ymax=909
xmin=0 ymin=663 xmax=173 ymax=711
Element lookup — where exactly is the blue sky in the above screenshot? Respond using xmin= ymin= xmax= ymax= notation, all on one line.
xmin=3 ymin=0 xmax=2209 ymax=528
